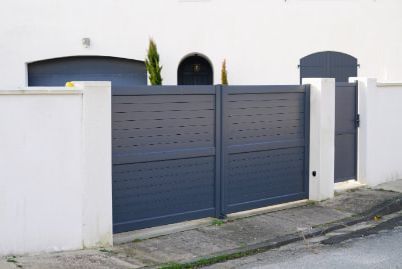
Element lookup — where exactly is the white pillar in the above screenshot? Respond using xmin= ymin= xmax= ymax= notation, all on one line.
xmin=349 ymin=77 xmax=377 ymax=186
xmin=303 ymin=78 xmax=335 ymax=201
xmin=74 ymin=81 xmax=113 ymax=247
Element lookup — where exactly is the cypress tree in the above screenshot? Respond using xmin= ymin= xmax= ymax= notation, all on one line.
xmin=221 ymin=59 xmax=228 ymax=85
xmin=145 ymin=39 xmax=163 ymax=85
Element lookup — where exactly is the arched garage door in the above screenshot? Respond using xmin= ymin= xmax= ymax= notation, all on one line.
xmin=28 ymin=56 xmax=147 ymax=89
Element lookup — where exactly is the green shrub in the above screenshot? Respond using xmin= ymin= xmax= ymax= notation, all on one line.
xmin=145 ymin=38 xmax=163 ymax=85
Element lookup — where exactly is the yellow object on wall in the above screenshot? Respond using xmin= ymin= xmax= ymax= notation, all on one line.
xmin=65 ymin=81 xmax=74 ymax=87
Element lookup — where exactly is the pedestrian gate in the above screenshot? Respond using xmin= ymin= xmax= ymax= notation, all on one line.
xmin=112 ymin=85 xmax=310 ymax=233
xmin=334 ymin=82 xmax=358 ymax=183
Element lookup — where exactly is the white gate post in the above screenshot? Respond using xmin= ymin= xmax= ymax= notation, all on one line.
xmin=303 ymin=78 xmax=336 ymax=201
xmin=74 ymin=81 xmax=113 ymax=247
xmin=348 ymin=77 xmax=377 ymax=186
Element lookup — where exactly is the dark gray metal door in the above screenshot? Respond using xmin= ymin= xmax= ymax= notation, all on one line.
xmin=335 ymin=82 xmax=358 ymax=182
xmin=28 ymin=56 xmax=147 ymax=90
xmin=300 ymin=51 xmax=358 ymax=83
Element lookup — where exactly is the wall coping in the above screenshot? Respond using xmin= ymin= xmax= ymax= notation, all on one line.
xmin=377 ymin=82 xmax=402 ymax=87
xmin=0 ymin=88 xmax=83 ymax=95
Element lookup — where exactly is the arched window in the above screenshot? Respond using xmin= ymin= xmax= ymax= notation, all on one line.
xmin=177 ymin=54 xmax=213 ymax=85
xmin=299 ymin=51 xmax=358 ymax=83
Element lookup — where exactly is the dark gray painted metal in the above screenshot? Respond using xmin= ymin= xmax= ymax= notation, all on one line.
xmin=112 ymin=86 xmax=217 ymax=232
xmin=300 ymin=51 xmax=358 ymax=83
xmin=221 ymin=85 xmax=309 ymax=214
xmin=335 ymin=82 xmax=358 ymax=183
xmin=112 ymin=85 xmax=310 ymax=232
xmin=28 ymin=56 xmax=147 ymax=90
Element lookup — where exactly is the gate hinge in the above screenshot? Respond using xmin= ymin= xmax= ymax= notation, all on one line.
xmin=355 ymin=114 xmax=360 ymax=128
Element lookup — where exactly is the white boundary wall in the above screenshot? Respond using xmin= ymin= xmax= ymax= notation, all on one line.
xmin=352 ymin=78 xmax=402 ymax=186
xmin=0 ymin=82 xmax=112 ymax=255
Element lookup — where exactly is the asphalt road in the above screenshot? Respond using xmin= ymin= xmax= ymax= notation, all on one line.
xmin=206 ymin=226 xmax=402 ymax=269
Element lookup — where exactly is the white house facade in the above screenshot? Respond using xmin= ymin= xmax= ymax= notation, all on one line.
xmin=2 ymin=0 xmax=402 ymax=257
xmin=1 ymin=0 xmax=402 ymax=89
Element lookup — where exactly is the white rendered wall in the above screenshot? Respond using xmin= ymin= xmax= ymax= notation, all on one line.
xmin=0 ymin=82 xmax=112 ymax=255
xmin=1 ymin=0 xmax=402 ymax=88
xmin=352 ymin=78 xmax=402 ymax=186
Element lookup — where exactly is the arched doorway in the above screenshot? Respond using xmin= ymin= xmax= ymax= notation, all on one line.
xmin=28 ymin=56 xmax=147 ymax=90
xmin=299 ymin=51 xmax=358 ymax=83
xmin=177 ymin=55 xmax=213 ymax=85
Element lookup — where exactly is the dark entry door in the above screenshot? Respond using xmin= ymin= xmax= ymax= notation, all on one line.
xmin=335 ymin=82 xmax=358 ymax=182
xmin=178 ymin=55 xmax=213 ymax=85
xmin=300 ymin=51 xmax=358 ymax=83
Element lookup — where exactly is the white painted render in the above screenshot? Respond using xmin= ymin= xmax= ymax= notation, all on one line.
xmin=1 ymin=0 xmax=402 ymax=88
xmin=0 ymin=82 xmax=112 ymax=255
xmin=304 ymin=78 xmax=335 ymax=201
xmin=352 ymin=78 xmax=402 ymax=186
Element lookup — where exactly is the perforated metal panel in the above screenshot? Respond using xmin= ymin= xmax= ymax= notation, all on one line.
xmin=112 ymin=85 xmax=310 ymax=232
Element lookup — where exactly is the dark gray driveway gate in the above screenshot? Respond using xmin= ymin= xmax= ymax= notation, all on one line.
xmin=335 ymin=82 xmax=358 ymax=183
xmin=112 ymin=85 xmax=310 ymax=233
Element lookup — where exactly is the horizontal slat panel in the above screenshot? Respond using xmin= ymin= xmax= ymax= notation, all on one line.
xmin=223 ymin=85 xmax=306 ymax=94
xmin=113 ymin=125 xmax=214 ymax=137
xmin=113 ymin=117 xmax=213 ymax=129
xmin=113 ymin=147 xmax=215 ymax=164
xmin=113 ymin=109 xmax=214 ymax=121
xmin=113 ymin=85 xmax=215 ymax=95
xmin=113 ymin=94 xmax=214 ymax=104
xmin=113 ymin=101 xmax=214 ymax=112
xmin=228 ymin=139 xmax=305 ymax=154
xmin=226 ymin=94 xmax=303 ymax=108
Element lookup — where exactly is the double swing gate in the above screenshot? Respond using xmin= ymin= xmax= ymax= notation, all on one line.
xmin=112 ymin=85 xmax=310 ymax=233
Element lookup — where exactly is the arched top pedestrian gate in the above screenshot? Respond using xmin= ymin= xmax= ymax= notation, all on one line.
xmin=300 ymin=51 xmax=358 ymax=83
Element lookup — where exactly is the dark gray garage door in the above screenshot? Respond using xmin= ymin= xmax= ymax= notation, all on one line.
xmin=28 ymin=56 xmax=147 ymax=89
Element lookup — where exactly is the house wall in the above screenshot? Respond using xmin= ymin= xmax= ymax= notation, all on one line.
xmin=0 ymin=82 xmax=112 ymax=255
xmin=353 ymin=78 xmax=402 ymax=186
xmin=1 ymin=0 xmax=402 ymax=88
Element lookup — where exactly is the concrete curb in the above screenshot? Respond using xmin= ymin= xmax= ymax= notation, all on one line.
xmin=152 ymin=195 xmax=402 ymax=269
